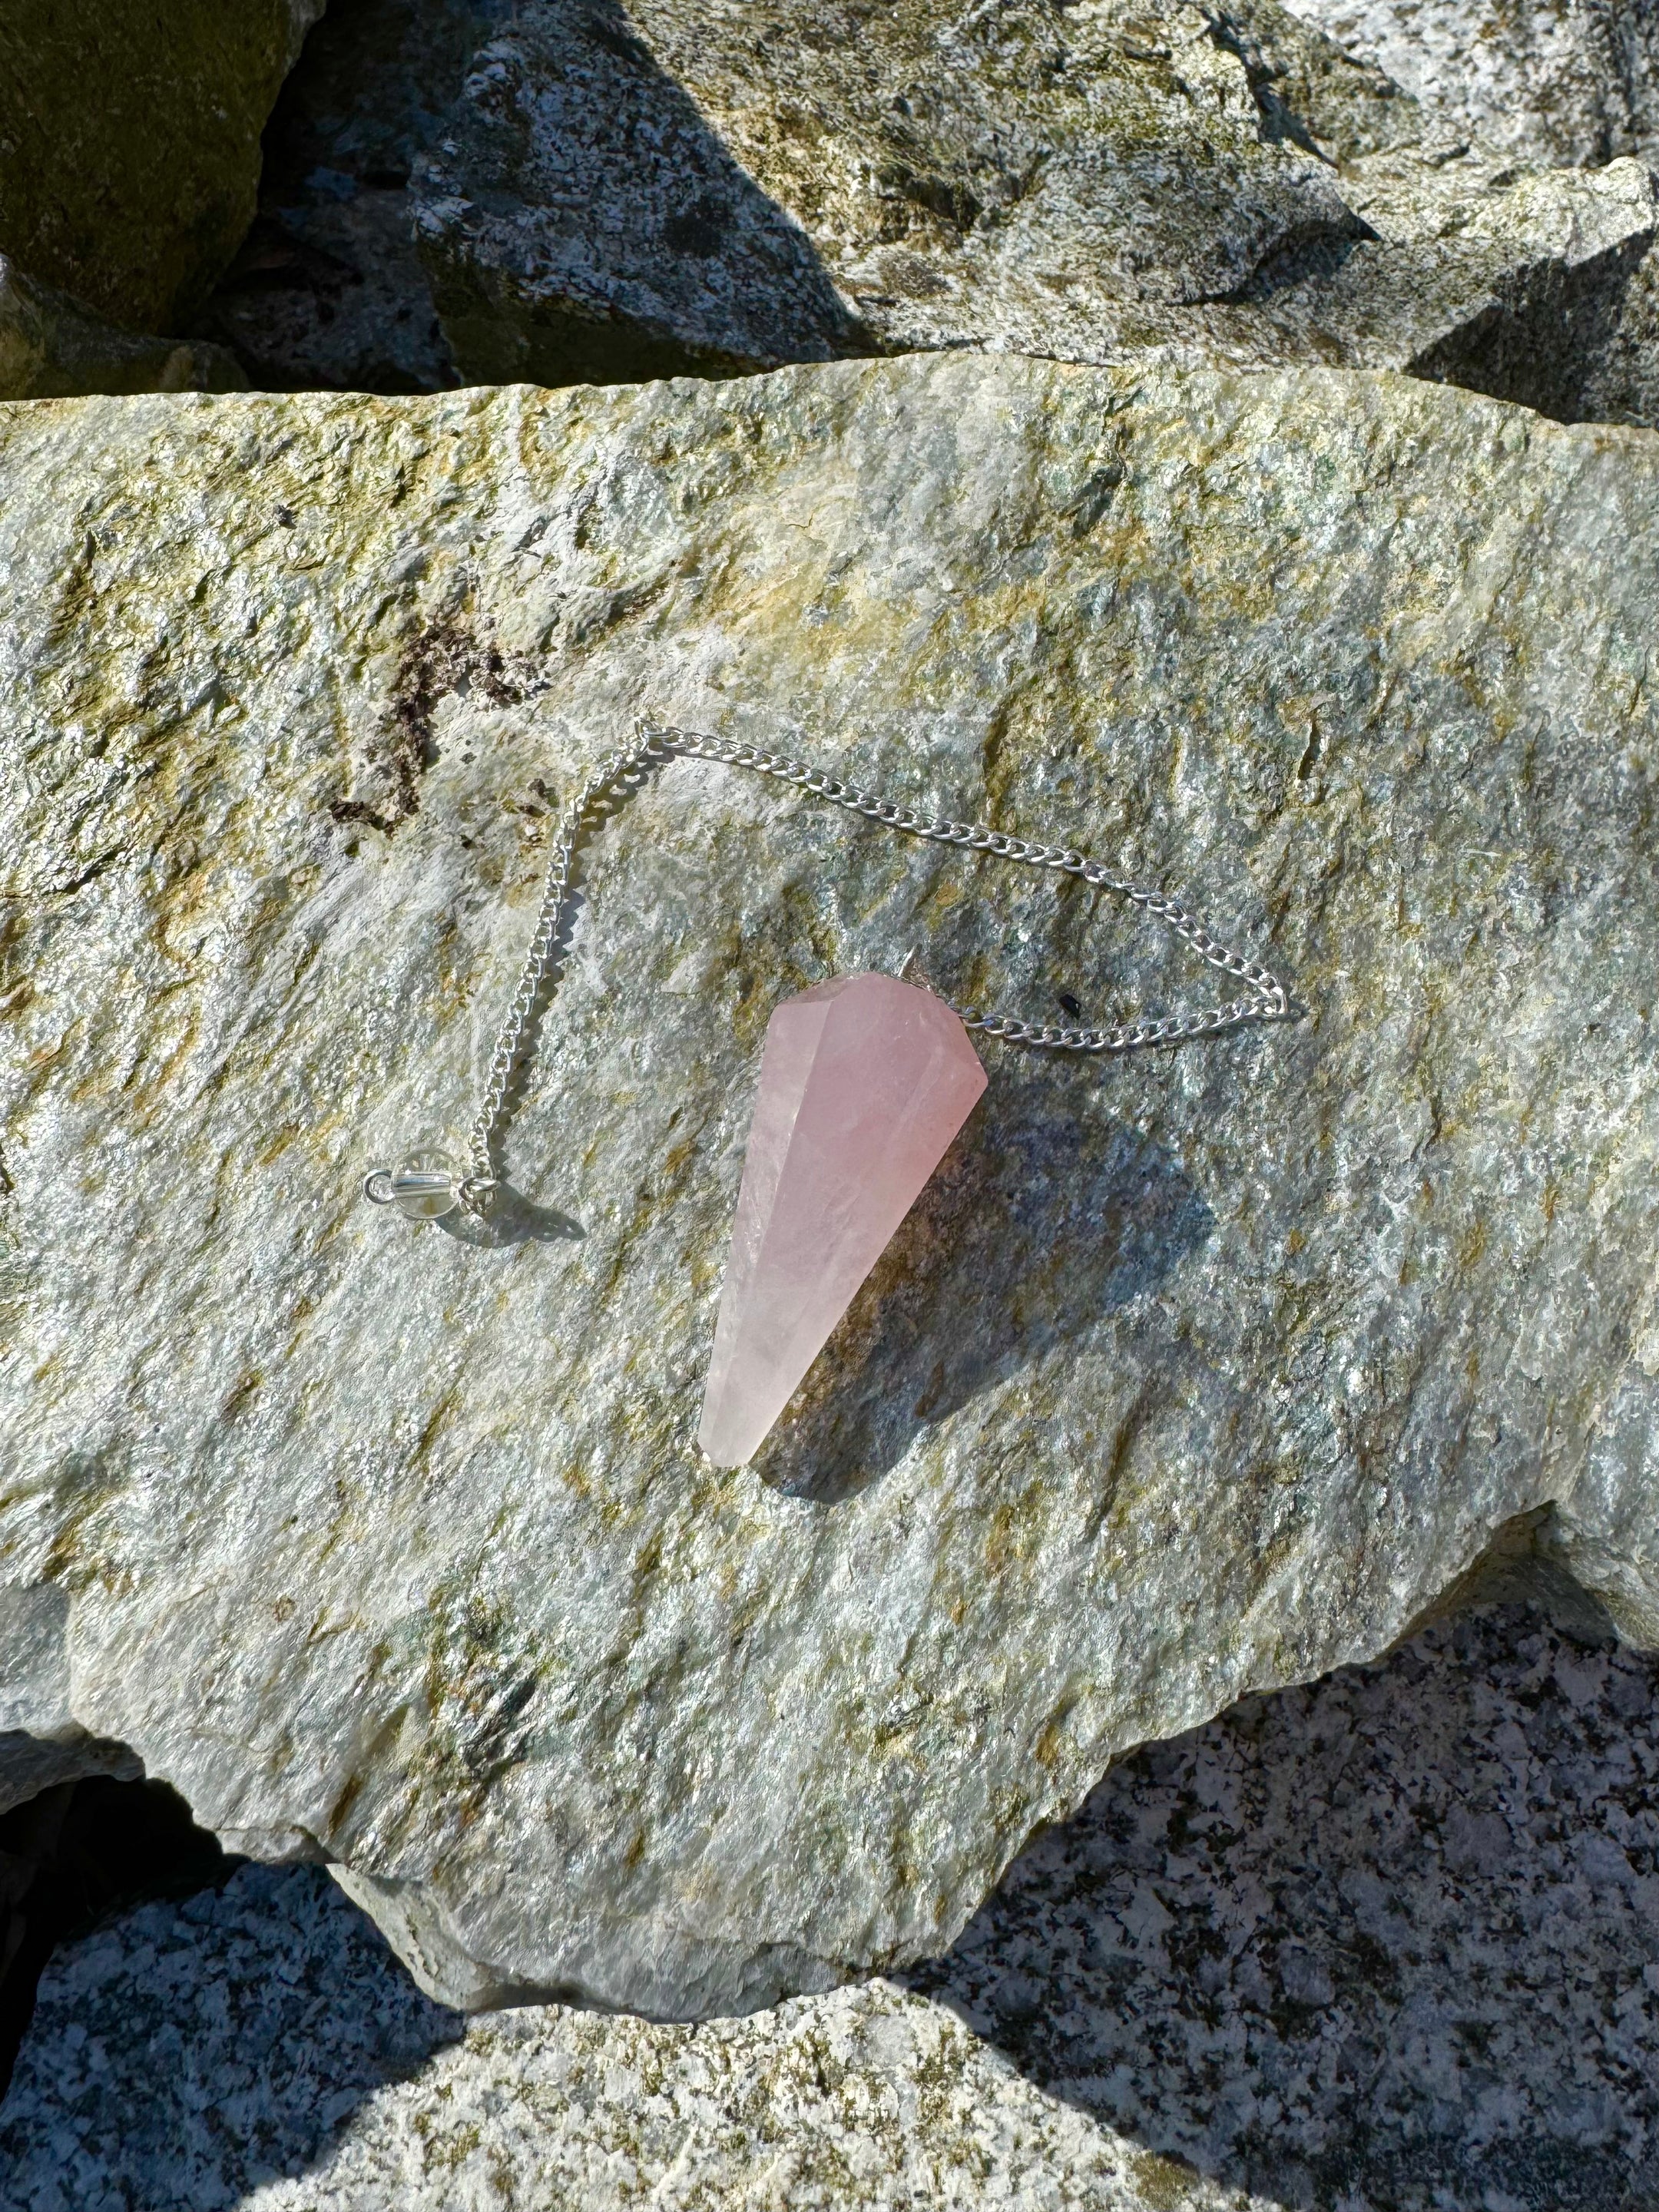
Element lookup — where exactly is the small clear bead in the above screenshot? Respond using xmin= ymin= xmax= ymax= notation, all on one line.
xmin=388 ymin=1146 xmax=462 ymax=1219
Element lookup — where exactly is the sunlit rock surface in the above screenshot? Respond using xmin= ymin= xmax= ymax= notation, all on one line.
xmin=0 ymin=2 xmax=324 ymax=335
xmin=409 ymin=0 xmax=1659 ymax=425
xmin=1283 ymin=0 xmax=1659 ymax=169
xmin=1 ymin=1608 xmax=1652 ymax=2209
xmin=2 ymin=355 xmax=1657 ymax=2015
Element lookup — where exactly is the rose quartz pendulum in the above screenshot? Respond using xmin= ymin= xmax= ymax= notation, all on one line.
xmin=697 ymin=972 xmax=988 ymax=1468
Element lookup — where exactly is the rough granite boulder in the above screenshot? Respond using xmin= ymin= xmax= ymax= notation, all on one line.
xmin=1025 ymin=144 xmax=1659 ymax=425
xmin=2 ymin=1609 xmax=1654 ymax=2207
xmin=409 ymin=0 xmax=1659 ymax=426
xmin=1283 ymin=0 xmax=1659 ymax=170
xmin=410 ymin=0 xmax=1375 ymax=381
xmin=0 ymin=0 xmax=325 ymax=334
xmin=1198 ymin=0 xmax=1425 ymax=161
xmin=2 ymin=355 xmax=1657 ymax=2019
xmin=0 ymin=256 xmax=247 ymax=402
xmin=1323 ymin=144 xmax=1659 ymax=422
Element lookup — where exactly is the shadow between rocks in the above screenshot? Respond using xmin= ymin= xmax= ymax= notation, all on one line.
xmin=0 ymin=1776 xmax=236 ymax=2099
xmin=416 ymin=0 xmax=877 ymax=386
xmin=0 ymin=1861 xmax=465 ymax=2209
xmin=189 ymin=0 xmax=510 ymax=392
xmin=754 ymin=1056 xmax=1214 ymax=1502
xmin=1406 ymin=231 xmax=1656 ymax=429
xmin=904 ymin=1604 xmax=1659 ymax=2212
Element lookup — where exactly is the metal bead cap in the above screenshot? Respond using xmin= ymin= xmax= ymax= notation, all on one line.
xmin=363 ymin=1145 xmax=464 ymax=1218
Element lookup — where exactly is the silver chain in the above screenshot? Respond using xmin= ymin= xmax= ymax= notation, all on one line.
xmin=442 ymin=719 xmax=1289 ymax=1212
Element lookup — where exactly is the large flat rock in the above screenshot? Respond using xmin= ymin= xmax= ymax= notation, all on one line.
xmin=1 ymin=355 xmax=1657 ymax=2018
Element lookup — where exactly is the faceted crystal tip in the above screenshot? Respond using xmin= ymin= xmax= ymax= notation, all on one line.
xmin=698 ymin=972 xmax=987 ymax=1468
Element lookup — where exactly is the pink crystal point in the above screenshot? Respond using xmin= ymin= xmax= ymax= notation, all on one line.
xmin=698 ymin=972 xmax=987 ymax=1468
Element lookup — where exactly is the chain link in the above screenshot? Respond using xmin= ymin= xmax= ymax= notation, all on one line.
xmin=461 ymin=719 xmax=1290 ymax=1203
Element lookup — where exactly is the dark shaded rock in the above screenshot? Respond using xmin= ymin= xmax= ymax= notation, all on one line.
xmin=0 ymin=1863 xmax=464 ymax=2204
xmin=0 ymin=256 xmax=247 ymax=401
xmin=194 ymin=0 xmax=515 ymax=393
xmin=0 ymin=1775 xmax=234 ymax=2097
xmin=197 ymin=194 xmax=460 ymax=396
xmin=0 ymin=1 xmax=323 ymax=333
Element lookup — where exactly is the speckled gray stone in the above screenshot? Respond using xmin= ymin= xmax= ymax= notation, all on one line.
xmin=912 ymin=1607 xmax=1659 ymax=2210
xmin=409 ymin=0 xmax=1370 ymax=380
xmin=2 ymin=356 xmax=1657 ymax=2020
xmin=1283 ymin=0 xmax=1659 ymax=169
xmin=408 ymin=0 xmax=1659 ymax=426
xmin=0 ymin=1608 xmax=1651 ymax=2210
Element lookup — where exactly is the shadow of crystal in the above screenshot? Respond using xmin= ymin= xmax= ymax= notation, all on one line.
xmin=753 ymin=1057 xmax=1214 ymax=1503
